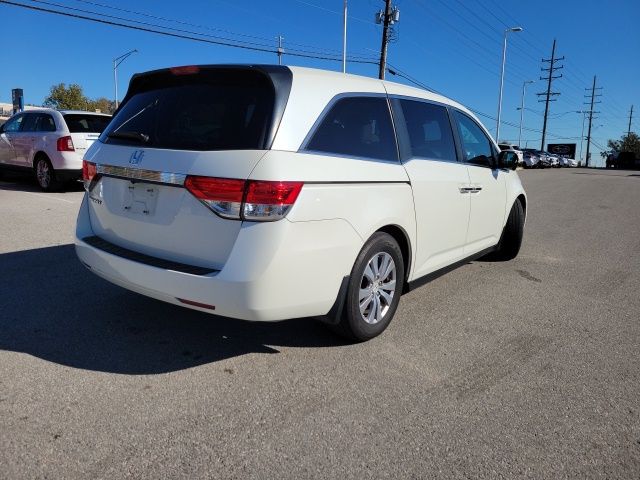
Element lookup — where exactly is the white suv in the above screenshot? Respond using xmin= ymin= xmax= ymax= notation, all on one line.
xmin=75 ymin=65 xmax=526 ymax=341
xmin=0 ymin=109 xmax=111 ymax=190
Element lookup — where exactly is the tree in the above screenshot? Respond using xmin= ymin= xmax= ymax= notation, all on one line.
xmin=606 ymin=132 xmax=640 ymax=157
xmin=43 ymin=84 xmax=116 ymax=114
xmin=43 ymin=83 xmax=90 ymax=110
xmin=88 ymin=97 xmax=116 ymax=114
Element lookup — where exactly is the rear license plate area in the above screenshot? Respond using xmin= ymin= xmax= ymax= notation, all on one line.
xmin=123 ymin=182 xmax=158 ymax=216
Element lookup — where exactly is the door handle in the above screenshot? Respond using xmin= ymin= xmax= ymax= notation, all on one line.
xmin=459 ymin=186 xmax=474 ymax=194
xmin=470 ymin=186 xmax=483 ymax=194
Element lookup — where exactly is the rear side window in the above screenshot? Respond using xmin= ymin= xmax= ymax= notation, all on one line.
xmin=63 ymin=114 xmax=111 ymax=133
xmin=36 ymin=114 xmax=56 ymax=132
xmin=102 ymin=70 xmax=275 ymax=151
xmin=306 ymin=97 xmax=398 ymax=162
xmin=399 ymin=100 xmax=457 ymax=162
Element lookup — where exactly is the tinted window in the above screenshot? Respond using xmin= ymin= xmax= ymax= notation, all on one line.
xmin=63 ymin=114 xmax=111 ymax=134
xmin=3 ymin=114 xmax=25 ymax=133
xmin=454 ymin=111 xmax=495 ymax=167
xmin=36 ymin=114 xmax=56 ymax=132
xmin=20 ymin=113 xmax=39 ymax=132
xmin=102 ymin=71 xmax=274 ymax=151
xmin=399 ymin=100 xmax=456 ymax=161
xmin=306 ymin=97 xmax=398 ymax=162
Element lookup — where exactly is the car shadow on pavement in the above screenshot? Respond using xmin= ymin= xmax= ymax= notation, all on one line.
xmin=0 ymin=171 xmax=84 ymax=192
xmin=0 ymin=244 xmax=347 ymax=375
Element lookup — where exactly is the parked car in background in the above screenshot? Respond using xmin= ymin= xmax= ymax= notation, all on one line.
xmin=522 ymin=149 xmax=540 ymax=168
xmin=531 ymin=149 xmax=553 ymax=168
xmin=608 ymin=151 xmax=639 ymax=169
xmin=498 ymin=143 xmax=524 ymax=166
xmin=545 ymin=152 xmax=560 ymax=168
xmin=75 ymin=64 xmax=527 ymax=341
xmin=523 ymin=148 xmax=553 ymax=168
xmin=558 ymin=156 xmax=578 ymax=167
xmin=0 ymin=109 xmax=111 ymax=190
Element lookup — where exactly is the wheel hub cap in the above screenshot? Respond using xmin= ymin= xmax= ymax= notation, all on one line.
xmin=359 ymin=252 xmax=397 ymax=325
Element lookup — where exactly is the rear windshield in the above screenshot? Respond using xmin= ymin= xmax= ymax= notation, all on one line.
xmin=63 ymin=114 xmax=111 ymax=133
xmin=101 ymin=70 xmax=275 ymax=151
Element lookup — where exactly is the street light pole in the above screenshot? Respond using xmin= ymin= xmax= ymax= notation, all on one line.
xmin=342 ymin=0 xmax=348 ymax=73
xmin=113 ymin=49 xmax=138 ymax=110
xmin=496 ymin=26 xmax=523 ymax=142
xmin=518 ymin=80 xmax=534 ymax=148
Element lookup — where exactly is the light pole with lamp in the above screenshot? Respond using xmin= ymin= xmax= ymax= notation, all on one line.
xmin=517 ymin=80 xmax=534 ymax=148
xmin=496 ymin=26 xmax=523 ymax=142
xmin=113 ymin=49 xmax=138 ymax=110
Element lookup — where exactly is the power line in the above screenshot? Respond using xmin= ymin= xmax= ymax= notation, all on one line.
xmin=72 ymin=0 xmax=367 ymax=55
xmin=34 ymin=0 xmax=374 ymax=59
xmin=0 ymin=0 xmax=379 ymax=65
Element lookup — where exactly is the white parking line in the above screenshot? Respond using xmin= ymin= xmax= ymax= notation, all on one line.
xmin=12 ymin=190 xmax=78 ymax=204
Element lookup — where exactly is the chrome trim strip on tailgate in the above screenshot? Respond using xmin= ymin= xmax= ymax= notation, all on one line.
xmin=97 ymin=164 xmax=187 ymax=186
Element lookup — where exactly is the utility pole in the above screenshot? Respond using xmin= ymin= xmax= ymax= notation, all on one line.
xmin=579 ymin=111 xmax=587 ymax=163
xmin=277 ymin=35 xmax=284 ymax=65
xmin=537 ymin=39 xmax=564 ymax=151
xmin=375 ymin=0 xmax=399 ymax=80
xmin=628 ymin=105 xmax=634 ymax=136
xmin=584 ymin=75 xmax=602 ymax=168
xmin=342 ymin=0 xmax=347 ymax=73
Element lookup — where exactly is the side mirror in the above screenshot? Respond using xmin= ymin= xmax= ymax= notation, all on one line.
xmin=0 ymin=123 xmax=5 ymax=134
xmin=498 ymin=150 xmax=518 ymax=170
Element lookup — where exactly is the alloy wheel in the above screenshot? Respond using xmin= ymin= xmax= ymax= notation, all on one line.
xmin=358 ymin=252 xmax=397 ymax=325
xmin=36 ymin=159 xmax=50 ymax=189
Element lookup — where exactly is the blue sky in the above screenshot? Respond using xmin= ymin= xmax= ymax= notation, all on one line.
xmin=1 ymin=0 xmax=638 ymax=162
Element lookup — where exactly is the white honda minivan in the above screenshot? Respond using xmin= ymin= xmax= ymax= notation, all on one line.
xmin=75 ymin=65 xmax=526 ymax=341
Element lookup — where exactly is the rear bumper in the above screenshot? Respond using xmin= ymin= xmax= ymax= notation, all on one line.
xmin=75 ymin=195 xmax=363 ymax=321
xmin=49 ymin=150 xmax=83 ymax=171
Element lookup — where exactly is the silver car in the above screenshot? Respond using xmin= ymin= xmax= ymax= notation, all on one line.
xmin=0 ymin=109 xmax=111 ymax=190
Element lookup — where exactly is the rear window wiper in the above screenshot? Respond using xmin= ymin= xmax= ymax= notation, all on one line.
xmin=107 ymin=131 xmax=149 ymax=143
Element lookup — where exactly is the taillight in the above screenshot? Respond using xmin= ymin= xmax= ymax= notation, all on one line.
xmin=243 ymin=181 xmax=303 ymax=221
xmin=82 ymin=160 xmax=97 ymax=191
xmin=184 ymin=176 xmax=303 ymax=221
xmin=57 ymin=136 xmax=75 ymax=152
xmin=184 ymin=176 xmax=245 ymax=219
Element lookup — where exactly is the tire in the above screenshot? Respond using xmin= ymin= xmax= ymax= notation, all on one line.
xmin=34 ymin=155 xmax=59 ymax=192
xmin=330 ymin=232 xmax=405 ymax=342
xmin=491 ymin=199 xmax=525 ymax=261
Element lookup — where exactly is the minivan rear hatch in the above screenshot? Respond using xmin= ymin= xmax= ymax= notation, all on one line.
xmin=83 ymin=65 xmax=292 ymax=270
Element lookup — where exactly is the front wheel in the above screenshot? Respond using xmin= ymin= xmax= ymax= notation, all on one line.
xmin=331 ymin=232 xmax=405 ymax=342
xmin=491 ymin=200 xmax=525 ymax=261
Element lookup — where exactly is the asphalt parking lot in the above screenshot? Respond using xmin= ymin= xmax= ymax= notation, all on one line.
xmin=1 ymin=168 xmax=639 ymax=479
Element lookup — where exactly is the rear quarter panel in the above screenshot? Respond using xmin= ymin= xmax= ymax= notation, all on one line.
xmin=250 ymin=150 xmax=417 ymax=280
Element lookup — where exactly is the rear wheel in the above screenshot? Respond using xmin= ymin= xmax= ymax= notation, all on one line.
xmin=491 ymin=199 xmax=525 ymax=261
xmin=34 ymin=155 xmax=59 ymax=192
xmin=331 ymin=232 xmax=405 ymax=341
